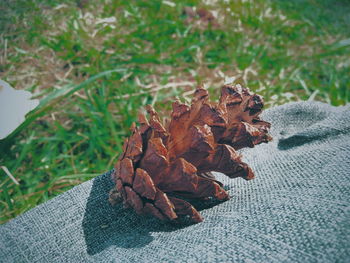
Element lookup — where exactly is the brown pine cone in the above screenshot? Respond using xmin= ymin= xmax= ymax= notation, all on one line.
xmin=110 ymin=84 xmax=272 ymax=224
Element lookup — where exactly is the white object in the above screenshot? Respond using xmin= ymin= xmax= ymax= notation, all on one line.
xmin=0 ymin=80 xmax=39 ymax=140
xmin=96 ymin=17 xmax=116 ymax=24
xmin=224 ymin=76 xmax=236 ymax=85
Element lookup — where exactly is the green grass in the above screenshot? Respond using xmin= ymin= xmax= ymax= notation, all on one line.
xmin=0 ymin=0 xmax=349 ymax=223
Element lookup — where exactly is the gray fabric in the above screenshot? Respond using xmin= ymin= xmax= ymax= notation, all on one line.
xmin=1 ymin=101 xmax=349 ymax=263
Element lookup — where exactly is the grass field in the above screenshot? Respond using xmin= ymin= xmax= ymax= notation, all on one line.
xmin=0 ymin=0 xmax=349 ymax=224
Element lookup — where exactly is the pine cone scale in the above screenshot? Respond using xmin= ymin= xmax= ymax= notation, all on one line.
xmin=158 ymin=158 xmax=198 ymax=193
xmin=168 ymin=196 xmax=203 ymax=223
xmin=133 ymin=168 xmax=157 ymax=200
xmin=118 ymin=158 xmax=134 ymax=185
xmin=154 ymin=189 xmax=178 ymax=220
xmin=124 ymin=186 xmax=143 ymax=214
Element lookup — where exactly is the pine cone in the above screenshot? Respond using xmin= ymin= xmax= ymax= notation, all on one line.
xmin=111 ymin=84 xmax=272 ymax=224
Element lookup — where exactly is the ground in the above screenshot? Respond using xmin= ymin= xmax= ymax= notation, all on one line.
xmin=0 ymin=0 xmax=349 ymax=223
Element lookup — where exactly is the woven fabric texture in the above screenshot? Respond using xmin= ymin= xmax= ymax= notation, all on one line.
xmin=1 ymin=101 xmax=349 ymax=262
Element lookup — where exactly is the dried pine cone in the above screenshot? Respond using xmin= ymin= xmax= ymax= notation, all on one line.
xmin=110 ymin=84 xmax=272 ymax=223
